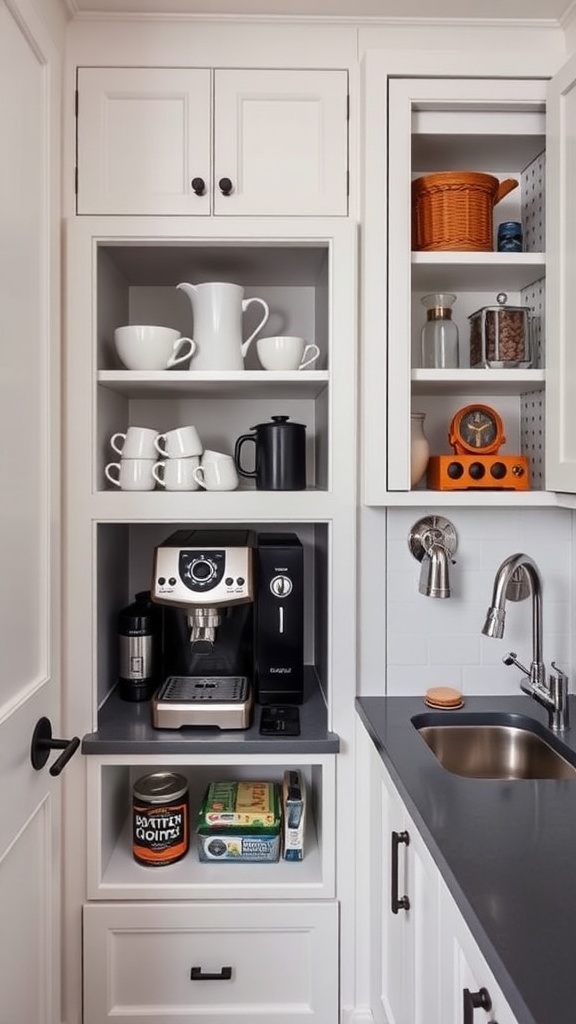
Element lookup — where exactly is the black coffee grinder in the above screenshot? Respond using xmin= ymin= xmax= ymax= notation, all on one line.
xmin=255 ymin=533 xmax=305 ymax=704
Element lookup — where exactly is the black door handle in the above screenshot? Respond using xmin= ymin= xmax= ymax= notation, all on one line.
xmin=30 ymin=717 xmax=80 ymax=776
xmin=190 ymin=966 xmax=232 ymax=981
xmin=391 ymin=829 xmax=410 ymax=913
xmin=463 ymin=987 xmax=494 ymax=1024
xmin=191 ymin=176 xmax=206 ymax=196
xmin=218 ymin=176 xmax=233 ymax=196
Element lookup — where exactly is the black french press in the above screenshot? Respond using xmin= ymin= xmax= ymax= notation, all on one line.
xmin=234 ymin=415 xmax=307 ymax=490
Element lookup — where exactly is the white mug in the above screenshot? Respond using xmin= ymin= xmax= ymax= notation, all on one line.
xmin=152 ymin=457 xmax=200 ymax=491
xmin=110 ymin=426 xmax=158 ymax=460
xmin=114 ymin=325 xmax=196 ymax=371
xmin=104 ymin=458 xmax=156 ymax=491
xmin=154 ymin=424 xmax=203 ymax=459
xmin=256 ymin=335 xmax=321 ymax=371
xmin=192 ymin=453 xmax=239 ymax=491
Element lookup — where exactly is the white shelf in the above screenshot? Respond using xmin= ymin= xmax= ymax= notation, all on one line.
xmin=97 ymin=369 xmax=329 ymax=400
xmin=411 ymin=252 xmax=545 ymax=292
xmin=378 ymin=489 xmax=557 ymax=508
xmin=411 ymin=369 xmax=545 ymax=396
xmin=90 ymin=489 xmax=337 ymax=521
xmin=92 ymin=817 xmax=325 ymax=901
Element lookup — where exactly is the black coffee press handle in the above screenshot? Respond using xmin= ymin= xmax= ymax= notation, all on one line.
xmin=234 ymin=433 xmax=257 ymax=478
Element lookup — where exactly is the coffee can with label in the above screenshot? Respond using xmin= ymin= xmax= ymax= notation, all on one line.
xmin=132 ymin=772 xmax=189 ymax=866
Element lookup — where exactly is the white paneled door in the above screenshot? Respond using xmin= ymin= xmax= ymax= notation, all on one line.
xmin=0 ymin=2 xmax=62 ymax=1022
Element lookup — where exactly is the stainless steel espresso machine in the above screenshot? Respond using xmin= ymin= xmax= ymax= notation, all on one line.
xmin=150 ymin=528 xmax=305 ymax=730
xmin=150 ymin=529 xmax=256 ymax=729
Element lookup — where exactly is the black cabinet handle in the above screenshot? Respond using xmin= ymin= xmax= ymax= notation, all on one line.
xmin=391 ymin=829 xmax=410 ymax=913
xmin=30 ymin=717 xmax=80 ymax=776
xmin=190 ymin=966 xmax=232 ymax=981
xmin=218 ymin=176 xmax=233 ymax=196
xmin=191 ymin=177 xmax=206 ymax=196
xmin=463 ymin=987 xmax=494 ymax=1024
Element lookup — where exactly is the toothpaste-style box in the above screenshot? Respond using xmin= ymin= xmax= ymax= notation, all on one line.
xmin=282 ymin=770 xmax=305 ymax=861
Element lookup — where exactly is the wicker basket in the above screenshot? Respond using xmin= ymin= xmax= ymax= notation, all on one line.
xmin=411 ymin=172 xmax=518 ymax=252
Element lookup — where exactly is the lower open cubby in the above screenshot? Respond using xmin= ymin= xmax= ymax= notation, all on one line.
xmin=86 ymin=753 xmax=336 ymax=901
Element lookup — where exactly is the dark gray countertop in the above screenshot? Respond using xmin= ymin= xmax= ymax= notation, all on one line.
xmin=356 ymin=694 xmax=576 ymax=1024
xmin=82 ymin=668 xmax=339 ymax=754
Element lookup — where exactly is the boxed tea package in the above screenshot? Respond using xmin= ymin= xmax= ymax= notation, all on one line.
xmin=196 ymin=780 xmax=281 ymax=862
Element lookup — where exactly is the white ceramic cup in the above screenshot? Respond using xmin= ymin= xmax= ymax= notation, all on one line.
xmin=192 ymin=452 xmax=239 ymax=491
xmin=256 ymin=335 xmax=321 ymax=371
xmin=114 ymin=325 xmax=196 ymax=371
xmin=154 ymin=424 xmax=203 ymax=459
xmin=104 ymin=458 xmax=156 ymax=491
xmin=152 ymin=456 xmax=200 ymax=491
xmin=110 ymin=426 xmax=159 ymax=460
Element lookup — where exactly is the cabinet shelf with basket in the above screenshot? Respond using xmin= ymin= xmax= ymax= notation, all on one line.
xmin=362 ymin=68 xmax=548 ymax=505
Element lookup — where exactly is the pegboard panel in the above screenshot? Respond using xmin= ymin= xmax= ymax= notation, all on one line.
xmin=521 ymin=152 xmax=545 ymax=253
xmin=521 ymin=388 xmax=545 ymax=488
xmin=521 ymin=277 xmax=545 ymax=369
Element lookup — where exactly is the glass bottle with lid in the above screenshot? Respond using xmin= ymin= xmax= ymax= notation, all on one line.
xmin=420 ymin=293 xmax=459 ymax=369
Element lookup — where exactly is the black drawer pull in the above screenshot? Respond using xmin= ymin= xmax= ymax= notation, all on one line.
xmin=190 ymin=966 xmax=232 ymax=981
xmin=391 ymin=829 xmax=410 ymax=914
xmin=463 ymin=986 xmax=493 ymax=1024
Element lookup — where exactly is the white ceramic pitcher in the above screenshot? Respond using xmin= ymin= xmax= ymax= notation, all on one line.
xmin=176 ymin=281 xmax=270 ymax=371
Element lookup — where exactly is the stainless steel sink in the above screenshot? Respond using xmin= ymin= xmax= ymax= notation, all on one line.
xmin=413 ymin=713 xmax=576 ymax=779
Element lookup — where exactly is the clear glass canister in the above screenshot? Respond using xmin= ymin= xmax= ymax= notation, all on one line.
xmin=469 ymin=292 xmax=532 ymax=368
xmin=420 ymin=293 xmax=459 ymax=369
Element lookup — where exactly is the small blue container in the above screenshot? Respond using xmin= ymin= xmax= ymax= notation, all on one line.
xmin=497 ymin=221 xmax=523 ymax=252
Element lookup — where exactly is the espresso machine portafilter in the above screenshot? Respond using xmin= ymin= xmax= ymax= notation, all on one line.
xmin=149 ymin=529 xmax=256 ymax=728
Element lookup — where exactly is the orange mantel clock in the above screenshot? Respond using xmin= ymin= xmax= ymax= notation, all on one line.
xmin=426 ymin=403 xmax=530 ymax=490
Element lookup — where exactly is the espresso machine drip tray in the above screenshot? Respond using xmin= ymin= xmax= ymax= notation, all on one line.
xmin=151 ymin=676 xmax=253 ymax=730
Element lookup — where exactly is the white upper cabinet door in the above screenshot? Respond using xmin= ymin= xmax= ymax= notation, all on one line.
xmin=213 ymin=69 xmax=348 ymax=216
xmin=76 ymin=68 xmax=212 ymax=215
xmin=546 ymin=53 xmax=576 ymax=494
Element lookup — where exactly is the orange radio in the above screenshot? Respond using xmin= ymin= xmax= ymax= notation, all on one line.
xmin=426 ymin=403 xmax=530 ymax=491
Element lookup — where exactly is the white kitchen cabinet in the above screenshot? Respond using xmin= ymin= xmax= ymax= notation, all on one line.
xmin=65 ymin=210 xmax=356 ymax=1024
xmin=362 ymin=724 xmax=519 ymax=1024
xmin=83 ymin=900 xmax=338 ymax=1024
xmin=361 ymin=62 xmax=552 ymax=507
xmin=76 ymin=67 xmax=349 ymax=217
xmin=368 ymin=736 xmax=441 ymax=1024
xmin=439 ymin=878 xmax=519 ymax=1024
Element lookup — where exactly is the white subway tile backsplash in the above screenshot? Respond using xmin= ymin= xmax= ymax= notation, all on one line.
xmin=380 ymin=506 xmax=574 ymax=697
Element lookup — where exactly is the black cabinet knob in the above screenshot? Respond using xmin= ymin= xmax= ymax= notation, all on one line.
xmin=30 ymin=717 xmax=80 ymax=777
xmin=218 ymin=177 xmax=233 ymax=196
xmin=191 ymin=177 xmax=206 ymax=196
xmin=463 ymin=987 xmax=494 ymax=1024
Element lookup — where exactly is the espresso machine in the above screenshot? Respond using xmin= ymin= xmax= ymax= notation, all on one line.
xmin=149 ymin=528 xmax=305 ymax=729
xmin=150 ymin=529 xmax=256 ymax=729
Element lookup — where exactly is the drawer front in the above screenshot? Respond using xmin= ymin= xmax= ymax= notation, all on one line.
xmin=83 ymin=901 xmax=338 ymax=1024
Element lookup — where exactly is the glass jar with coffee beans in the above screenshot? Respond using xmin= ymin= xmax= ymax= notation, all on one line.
xmin=468 ymin=292 xmax=533 ymax=369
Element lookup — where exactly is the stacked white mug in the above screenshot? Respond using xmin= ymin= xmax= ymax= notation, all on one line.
xmin=105 ymin=426 xmax=158 ymax=491
xmin=152 ymin=425 xmax=204 ymax=491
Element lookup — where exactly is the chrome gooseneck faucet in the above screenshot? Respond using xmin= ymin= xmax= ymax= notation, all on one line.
xmin=481 ymin=553 xmax=570 ymax=732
